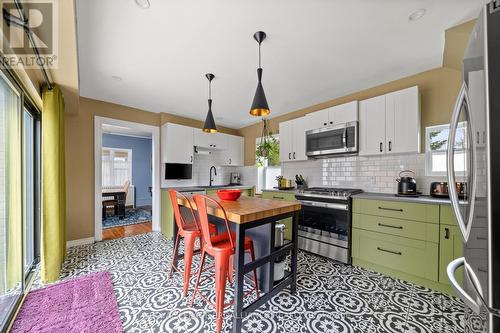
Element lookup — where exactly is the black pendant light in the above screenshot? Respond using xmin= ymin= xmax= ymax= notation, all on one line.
xmin=203 ymin=73 xmax=217 ymax=133
xmin=250 ymin=31 xmax=270 ymax=117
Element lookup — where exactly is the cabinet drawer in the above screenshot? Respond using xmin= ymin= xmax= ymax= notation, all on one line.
xmin=261 ymin=191 xmax=296 ymax=202
xmin=352 ymin=229 xmax=438 ymax=281
xmin=353 ymin=199 xmax=439 ymax=223
xmin=352 ymin=213 xmax=439 ymax=243
xmin=440 ymin=205 xmax=458 ymax=226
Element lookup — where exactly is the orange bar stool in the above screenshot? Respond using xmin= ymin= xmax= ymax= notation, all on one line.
xmin=191 ymin=194 xmax=259 ymax=333
xmin=168 ymin=190 xmax=218 ymax=296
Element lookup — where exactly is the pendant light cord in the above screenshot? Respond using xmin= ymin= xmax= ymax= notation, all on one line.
xmin=258 ymin=42 xmax=262 ymax=69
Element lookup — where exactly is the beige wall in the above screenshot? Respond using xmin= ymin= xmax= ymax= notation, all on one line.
xmin=238 ymin=67 xmax=462 ymax=166
xmin=65 ymin=97 xmax=238 ymax=240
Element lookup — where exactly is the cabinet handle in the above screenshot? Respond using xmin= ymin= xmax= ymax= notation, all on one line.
xmin=378 ymin=223 xmax=403 ymax=229
xmin=273 ymin=196 xmax=284 ymax=199
xmin=190 ymin=156 xmax=193 ymax=162
xmin=477 ymin=132 xmax=480 ymax=144
xmin=444 ymin=227 xmax=450 ymax=239
xmin=229 ymin=158 xmax=231 ymax=164
xmin=329 ymin=121 xmax=333 ymax=124
xmin=289 ymin=153 xmax=292 ymax=160
xmin=388 ymin=141 xmax=392 ymax=152
xmin=378 ymin=206 xmax=403 ymax=212
xmin=377 ymin=247 xmax=402 ymax=256
xmin=293 ymin=152 xmax=296 ymax=159
xmin=323 ymin=122 xmax=327 ymax=126
xmin=379 ymin=142 xmax=383 ymax=152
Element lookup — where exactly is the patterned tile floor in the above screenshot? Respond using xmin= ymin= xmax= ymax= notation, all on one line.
xmin=38 ymin=232 xmax=464 ymax=333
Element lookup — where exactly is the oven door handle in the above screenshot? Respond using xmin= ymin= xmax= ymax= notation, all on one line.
xmin=299 ymin=200 xmax=348 ymax=211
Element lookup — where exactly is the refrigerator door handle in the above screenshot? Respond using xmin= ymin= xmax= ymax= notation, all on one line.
xmin=447 ymin=82 xmax=477 ymax=242
xmin=447 ymin=257 xmax=482 ymax=314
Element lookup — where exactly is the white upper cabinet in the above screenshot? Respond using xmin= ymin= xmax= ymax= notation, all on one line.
xmin=359 ymin=86 xmax=420 ymax=156
xmin=194 ymin=130 xmax=226 ymax=150
xmin=385 ymin=86 xmax=420 ymax=154
xmin=161 ymin=123 xmax=194 ymax=164
xmin=280 ymin=117 xmax=308 ymax=162
xmin=220 ymin=134 xmax=244 ymax=166
xmin=359 ymin=95 xmax=386 ymax=155
xmin=305 ymin=101 xmax=358 ymax=131
xmin=330 ymin=101 xmax=358 ymax=124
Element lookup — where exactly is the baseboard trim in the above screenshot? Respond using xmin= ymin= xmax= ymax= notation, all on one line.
xmin=66 ymin=237 xmax=95 ymax=248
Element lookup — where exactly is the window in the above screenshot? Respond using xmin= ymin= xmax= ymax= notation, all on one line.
xmin=255 ymin=135 xmax=280 ymax=194
xmin=425 ymin=123 xmax=467 ymax=176
xmin=0 ymin=70 xmax=41 ymax=331
xmin=102 ymin=148 xmax=132 ymax=187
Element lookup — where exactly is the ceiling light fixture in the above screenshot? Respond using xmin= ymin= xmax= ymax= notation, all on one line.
xmin=249 ymin=31 xmax=270 ymax=117
xmin=202 ymin=73 xmax=218 ymax=133
xmin=135 ymin=0 xmax=150 ymax=9
xmin=408 ymin=8 xmax=426 ymax=21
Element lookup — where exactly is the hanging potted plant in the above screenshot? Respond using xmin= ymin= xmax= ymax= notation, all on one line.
xmin=255 ymin=119 xmax=280 ymax=167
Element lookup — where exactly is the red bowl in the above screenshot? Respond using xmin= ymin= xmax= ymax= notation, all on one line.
xmin=216 ymin=189 xmax=242 ymax=201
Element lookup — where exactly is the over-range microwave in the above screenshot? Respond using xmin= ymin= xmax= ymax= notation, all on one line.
xmin=305 ymin=121 xmax=358 ymax=158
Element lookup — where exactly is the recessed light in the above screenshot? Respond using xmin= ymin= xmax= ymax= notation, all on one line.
xmin=408 ymin=8 xmax=426 ymax=21
xmin=135 ymin=0 xmax=150 ymax=9
xmin=111 ymin=75 xmax=123 ymax=81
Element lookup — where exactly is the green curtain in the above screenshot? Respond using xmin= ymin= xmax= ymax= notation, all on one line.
xmin=41 ymin=84 xmax=66 ymax=283
xmin=6 ymin=80 xmax=21 ymax=290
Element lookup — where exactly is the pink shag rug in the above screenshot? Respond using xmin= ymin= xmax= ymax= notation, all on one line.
xmin=11 ymin=271 xmax=122 ymax=333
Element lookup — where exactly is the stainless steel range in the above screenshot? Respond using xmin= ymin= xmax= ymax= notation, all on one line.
xmin=295 ymin=187 xmax=363 ymax=263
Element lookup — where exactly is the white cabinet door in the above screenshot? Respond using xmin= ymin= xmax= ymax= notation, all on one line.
xmin=194 ymin=130 xmax=225 ymax=150
xmin=330 ymin=101 xmax=358 ymax=125
xmin=385 ymin=86 xmax=420 ymax=154
xmin=279 ymin=120 xmax=293 ymax=162
xmin=359 ymin=95 xmax=386 ymax=155
xmin=161 ymin=123 xmax=194 ymax=164
xmin=305 ymin=108 xmax=330 ymax=130
xmin=221 ymin=134 xmax=244 ymax=166
xmin=292 ymin=118 xmax=308 ymax=161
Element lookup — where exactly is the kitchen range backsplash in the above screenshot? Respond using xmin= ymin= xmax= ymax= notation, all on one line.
xmin=279 ymin=153 xmax=444 ymax=195
xmin=162 ymin=151 xmax=238 ymax=188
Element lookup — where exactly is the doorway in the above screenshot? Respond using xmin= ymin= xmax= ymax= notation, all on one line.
xmin=94 ymin=117 xmax=160 ymax=241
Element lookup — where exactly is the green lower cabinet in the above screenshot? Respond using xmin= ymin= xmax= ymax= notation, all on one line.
xmin=353 ymin=199 xmax=439 ymax=223
xmin=161 ymin=189 xmax=174 ymax=239
xmin=351 ymin=228 xmax=438 ymax=281
xmin=439 ymin=225 xmax=463 ymax=285
xmin=261 ymin=191 xmax=296 ymax=240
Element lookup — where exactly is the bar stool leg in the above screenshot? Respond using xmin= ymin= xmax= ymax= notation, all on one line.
xmin=215 ymin=256 xmax=229 ymax=333
xmin=183 ymin=235 xmax=196 ymax=296
xmin=190 ymin=249 xmax=206 ymax=307
xmin=169 ymin=234 xmax=181 ymax=279
xmin=248 ymin=243 xmax=260 ymax=298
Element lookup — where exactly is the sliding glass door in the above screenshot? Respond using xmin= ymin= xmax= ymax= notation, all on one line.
xmin=0 ymin=71 xmax=41 ymax=331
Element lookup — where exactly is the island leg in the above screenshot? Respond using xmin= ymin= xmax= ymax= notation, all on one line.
xmin=290 ymin=210 xmax=300 ymax=294
xmin=232 ymin=223 xmax=245 ymax=333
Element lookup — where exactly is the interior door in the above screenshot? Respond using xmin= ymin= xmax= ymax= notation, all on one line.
xmin=359 ymin=95 xmax=386 ymax=155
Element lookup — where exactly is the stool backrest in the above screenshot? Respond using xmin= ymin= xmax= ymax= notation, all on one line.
xmin=168 ymin=190 xmax=199 ymax=232
xmin=193 ymin=194 xmax=233 ymax=250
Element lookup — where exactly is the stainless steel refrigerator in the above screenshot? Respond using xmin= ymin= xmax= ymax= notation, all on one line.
xmin=446 ymin=2 xmax=500 ymax=332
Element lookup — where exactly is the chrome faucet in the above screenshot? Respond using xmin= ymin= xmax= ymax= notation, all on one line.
xmin=209 ymin=166 xmax=217 ymax=187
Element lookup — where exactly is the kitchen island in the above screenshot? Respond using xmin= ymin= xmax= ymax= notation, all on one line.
xmin=176 ymin=194 xmax=301 ymax=333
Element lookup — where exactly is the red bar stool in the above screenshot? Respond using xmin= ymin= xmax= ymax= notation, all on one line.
xmin=168 ymin=190 xmax=218 ymax=296
xmin=191 ymin=194 xmax=259 ymax=333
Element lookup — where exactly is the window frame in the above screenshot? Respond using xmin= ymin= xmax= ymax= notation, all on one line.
xmin=425 ymin=122 xmax=467 ymax=177
xmin=101 ymin=147 xmax=133 ymax=187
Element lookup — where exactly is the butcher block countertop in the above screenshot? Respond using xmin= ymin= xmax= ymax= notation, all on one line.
xmin=177 ymin=195 xmax=302 ymax=224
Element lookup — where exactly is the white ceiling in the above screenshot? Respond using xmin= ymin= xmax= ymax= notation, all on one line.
xmin=76 ymin=0 xmax=486 ymax=129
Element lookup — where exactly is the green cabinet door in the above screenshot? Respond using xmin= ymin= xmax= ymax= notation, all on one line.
xmin=439 ymin=225 xmax=464 ymax=285
xmin=261 ymin=191 xmax=296 ymax=240
xmin=161 ymin=189 xmax=174 ymax=239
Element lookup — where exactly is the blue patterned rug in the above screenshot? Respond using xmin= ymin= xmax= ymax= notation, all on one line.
xmin=102 ymin=208 xmax=152 ymax=229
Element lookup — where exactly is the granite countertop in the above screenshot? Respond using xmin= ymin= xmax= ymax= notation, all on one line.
xmin=162 ymin=185 xmax=254 ymax=192
xmin=352 ymin=192 xmax=454 ymax=205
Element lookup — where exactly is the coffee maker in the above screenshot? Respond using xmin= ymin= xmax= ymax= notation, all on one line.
xmin=229 ymin=173 xmax=241 ymax=185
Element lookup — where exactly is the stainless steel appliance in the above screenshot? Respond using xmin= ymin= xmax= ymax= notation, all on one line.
xmin=305 ymin=121 xmax=358 ymax=158
xmin=446 ymin=3 xmax=500 ymax=331
xmin=295 ymin=187 xmax=362 ymax=263
xmin=430 ymin=181 xmax=467 ymax=198
xmin=229 ymin=172 xmax=241 ymax=185
xmin=396 ymin=170 xmax=417 ymax=195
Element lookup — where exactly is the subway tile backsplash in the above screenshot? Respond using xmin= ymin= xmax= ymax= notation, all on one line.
xmin=281 ymin=154 xmax=445 ymax=195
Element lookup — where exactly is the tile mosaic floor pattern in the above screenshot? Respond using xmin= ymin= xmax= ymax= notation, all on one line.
xmin=40 ymin=232 xmax=465 ymax=333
